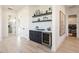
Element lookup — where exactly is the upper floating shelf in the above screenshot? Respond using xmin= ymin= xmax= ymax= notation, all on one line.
xmin=32 ymin=12 xmax=52 ymax=17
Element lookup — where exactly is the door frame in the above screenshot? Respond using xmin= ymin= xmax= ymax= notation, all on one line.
xmin=68 ymin=14 xmax=77 ymax=37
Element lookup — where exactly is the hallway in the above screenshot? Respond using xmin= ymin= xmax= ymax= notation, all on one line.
xmin=0 ymin=35 xmax=51 ymax=53
xmin=57 ymin=37 xmax=79 ymax=53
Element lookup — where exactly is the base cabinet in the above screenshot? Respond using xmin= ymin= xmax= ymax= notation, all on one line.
xmin=29 ymin=30 xmax=52 ymax=48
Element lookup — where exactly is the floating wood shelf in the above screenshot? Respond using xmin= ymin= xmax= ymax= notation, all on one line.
xmin=32 ymin=20 xmax=52 ymax=23
xmin=32 ymin=12 xmax=52 ymax=17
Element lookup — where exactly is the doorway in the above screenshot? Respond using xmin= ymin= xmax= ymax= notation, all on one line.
xmin=8 ymin=15 xmax=16 ymax=36
xmin=68 ymin=15 xmax=77 ymax=37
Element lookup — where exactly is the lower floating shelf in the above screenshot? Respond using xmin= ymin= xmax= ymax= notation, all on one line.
xmin=32 ymin=20 xmax=52 ymax=23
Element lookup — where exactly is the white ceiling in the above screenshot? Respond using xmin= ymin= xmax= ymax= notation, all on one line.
xmin=2 ymin=5 xmax=26 ymax=11
xmin=2 ymin=5 xmax=79 ymax=11
xmin=66 ymin=5 xmax=79 ymax=9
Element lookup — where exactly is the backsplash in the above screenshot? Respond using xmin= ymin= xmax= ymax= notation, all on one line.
xmin=31 ymin=15 xmax=52 ymax=31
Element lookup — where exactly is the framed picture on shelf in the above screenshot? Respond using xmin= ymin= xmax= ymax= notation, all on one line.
xmin=59 ymin=11 xmax=66 ymax=36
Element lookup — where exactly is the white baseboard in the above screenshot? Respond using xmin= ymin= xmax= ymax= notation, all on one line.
xmin=20 ymin=36 xmax=30 ymax=40
xmin=55 ymin=36 xmax=67 ymax=52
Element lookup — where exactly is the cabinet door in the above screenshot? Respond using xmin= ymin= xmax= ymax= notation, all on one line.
xmin=29 ymin=30 xmax=35 ymax=41
xmin=43 ymin=33 xmax=49 ymax=44
xmin=29 ymin=30 xmax=42 ymax=44
xmin=35 ymin=31 xmax=42 ymax=44
xmin=43 ymin=33 xmax=52 ymax=48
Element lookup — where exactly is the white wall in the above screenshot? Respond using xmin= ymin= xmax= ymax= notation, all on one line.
xmin=2 ymin=9 xmax=8 ymax=38
xmin=66 ymin=7 xmax=79 ymax=38
xmin=17 ymin=6 xmax=29 ymax=39
xmin=52 ymin=5 xmax=67 ymax=51
xmin=68 ymin=16 xmax=77 ymax=24
xmin=0 ymin=6 xmax=2 ymax=41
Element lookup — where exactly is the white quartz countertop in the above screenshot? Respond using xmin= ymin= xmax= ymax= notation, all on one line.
xmin=30 ymin=30 xmax=52 ymax=33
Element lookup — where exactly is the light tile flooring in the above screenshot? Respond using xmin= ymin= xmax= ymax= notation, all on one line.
xmin=0 ymin=34 xmax=51 ymax=53
xmin=57 ymin=37 xmax=79 ymax=53
xmin=1 ymin=34 xmax=79 ymax=53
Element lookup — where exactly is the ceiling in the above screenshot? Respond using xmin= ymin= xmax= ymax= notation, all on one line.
xmin=2 ymin=5 xmax=79 ymax=12
xmin=66 ymin=5 xmax=79 ymax=9
xmin=2 ymin=5 xmax=26 ymax=11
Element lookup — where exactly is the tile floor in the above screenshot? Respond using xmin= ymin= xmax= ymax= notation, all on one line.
xmin=0 ymin=34 xmax=51 ymax=53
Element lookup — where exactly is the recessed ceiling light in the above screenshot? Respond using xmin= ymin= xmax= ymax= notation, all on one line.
xmin=8 ymin=7 xmax=13 ymax=10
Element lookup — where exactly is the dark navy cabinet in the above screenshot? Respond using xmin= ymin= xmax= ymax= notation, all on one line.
xmin=29 ymin=30 xmax=42 ymax=44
